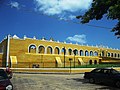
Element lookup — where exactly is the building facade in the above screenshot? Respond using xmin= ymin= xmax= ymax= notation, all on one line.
xmin=0 ymin=35 xmax=120 ymax=68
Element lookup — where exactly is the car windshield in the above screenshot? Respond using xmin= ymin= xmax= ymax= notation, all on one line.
xmin=0 ymin=70 xmax=8 ymax=80
xmin=111 ymin=69 xmax=119 ymax=74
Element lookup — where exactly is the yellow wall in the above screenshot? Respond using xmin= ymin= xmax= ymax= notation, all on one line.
xmin=0 ymin=37 xmax=120 ymax=68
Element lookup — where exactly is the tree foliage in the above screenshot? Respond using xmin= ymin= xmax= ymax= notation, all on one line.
xmin=76 ymin=0 xmax=120 ymax=38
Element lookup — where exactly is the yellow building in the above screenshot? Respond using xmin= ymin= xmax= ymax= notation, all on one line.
xmin=0 ymin=35 xmax=120 ymax=68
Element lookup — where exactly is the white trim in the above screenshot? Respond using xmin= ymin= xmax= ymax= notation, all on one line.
xmin=68 ymin=48 xmax=73 ymax=55
xmin=28 ymin=44 xmax=37 ymax=53
xmin=54 ymin=46 xmax=60 ymax=54
xmin=6 ymin=35 xmax=10 ymax=67
xmin=38 ymin=45 xmax=46 ymax=54
xmin=46 ymin=45 xmax=53 ymax=54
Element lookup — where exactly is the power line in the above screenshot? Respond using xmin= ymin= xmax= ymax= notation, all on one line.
xmin=5 ymin=3 xmax=113 ymax=30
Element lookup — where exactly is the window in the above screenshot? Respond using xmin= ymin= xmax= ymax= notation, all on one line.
xmin=68 ymin=49 xmax=72 ymax=55
xmin=73 ymin=49 xmax=78 ymax=55
xmin=92 ymin=69 xmax=101 ymax=73
xmin=107 ymin=52 xmax=110 ymax=57
xmin=38 ymin=46 xmax=45 ymax=54
xmin=89 ymin=60 xmax=92 ymax=65
xmin=94 ymin=51 xmax=98 ymax=56
xmin=94 ymin=60 xmax=97 ymax=64
xmin=115 ymin=53 xmax=117 ymax=57
xmin=61 ymin=47 xmax=66 ymax=55
xmin=80 ymin=50 xmax=84 ymax=56
xmin=29 ymin=45 xmax=36 ymax=53
xmin=85 ymin=50 xmax=89 ymax=56
xmin=111 ymin=69 xmax=119 ymax=74
xmin=101 ymin=51 xmax=104 ymax=57
xmin=118 ymin=54 xmax=120 ymax=58
xmin=90 ymin=51 xmax=93 ymax=56
xmin=54 ymin=47 xmax=60 ymax=54
xmin=111 ymin=53 xmax=113 ymax=57
xmin=47 ymin=46 xmax=53 ymax=54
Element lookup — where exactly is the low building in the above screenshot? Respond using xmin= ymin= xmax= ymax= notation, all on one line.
xmin=0 ymin=35 xmax=120 ymax=68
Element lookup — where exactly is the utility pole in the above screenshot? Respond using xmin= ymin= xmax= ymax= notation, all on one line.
xmin=6 ymin=35 xmax=10 ymax=67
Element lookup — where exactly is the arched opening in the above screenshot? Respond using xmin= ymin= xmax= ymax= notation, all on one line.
xmin=54 ymin=47 xmax=60 ymax=54
xmin=68 ymin=49 xmax=72 ymax=55
xmin=85 ymin=50 xmax=89 ymax=56
xmin=111 ymin=53 xmax=113 ymax=57
xmin=90 ymin=51 xmax=93 ymax=56
xmin=89 ymin=60 xmax=92 ymax=65
xmin=73 ymin=49 xmax=78 ymax=55
xmin=47 ymin=46 xmax=53 ymax=54
xmin=38 ymin=46 xmax=45 ymax=54
xmin=101 ymin=51 xmax=104 ymax=57
xmin=80 ymin=50 xmax=84 ymax=56
xmin=29 ymin=45 xmax=36 ymax=53
xmin=61 ymin=47 xmax=66 ymax=55
xmin=94 ymin=51 xmax=98 ymax=56
xmin=118 ymin=54 xmax=120 ymax=58
xmin=94 ymin=60 xmax=97 ymax=64
xmin=99 ymin=59 xmax=102 ymax=64
xmin=107 ymin=52 xmax=110 ymax=57
xmin=115 ymin=53 xmax=117 ymax=57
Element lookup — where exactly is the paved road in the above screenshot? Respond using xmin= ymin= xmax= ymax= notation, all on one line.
xmin=11 ymin=73 xmax=119 ymax=90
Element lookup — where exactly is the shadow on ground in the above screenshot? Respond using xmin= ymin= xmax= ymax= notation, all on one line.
xmin=70 ymin=78 xmax=120 ymax=90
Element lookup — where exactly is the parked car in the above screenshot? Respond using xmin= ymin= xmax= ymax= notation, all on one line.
xmin=84 ymin=68 xmax=120 ymax=87
xmin=0 ymin=69 xmax=13 ymax=90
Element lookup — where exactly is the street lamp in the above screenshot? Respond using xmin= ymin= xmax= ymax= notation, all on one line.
xmin=69 ymin=58 xmax=72 ymax=74
xmin=73 ymin=50 xmax=77 ymax=68
xmin=63 ymin=47 xmax=66 ymax=68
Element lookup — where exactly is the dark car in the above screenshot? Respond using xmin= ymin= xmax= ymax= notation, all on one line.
xmin=0 ymin=69 xmax=13 ymax=90
xmin=84 ymin=68 xmax=120 ymax=87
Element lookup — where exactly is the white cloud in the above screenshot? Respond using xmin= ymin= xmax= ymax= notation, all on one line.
xmin=68 ymin=15 xmax=76 ymax=20
xmin=34 ymin=0 xmax=92 ymax=19
xmin=66 ymin=34 xmax=87 ymax=44
xmin=10 ymin=1 xmax=19 ymax=9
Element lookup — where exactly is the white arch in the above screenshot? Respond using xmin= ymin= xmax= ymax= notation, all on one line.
xmin=73 ymin=48 xmax=79 ymax=55
xmin=114 ymin=53 xmax=117 ymax=58
xmin=90 ymin=51 xmax=93 ymax=56
xmin=38 ymin=44 xmax=46 ymax=54
xmin=107 ymin=52 xmax=111 ymax=57
xmin=28 ymin=44 xmax=37 ymax=53
xmin=85 ymin=50 xmax=89 ymax=56
xmin=47 ymin=45 xmax=54 ymax=54
xmin=94 ymin=51 xmax=98 ymax=56
xmin=54 ymin=46 xmax=60 ymax=54
xmin=118 ymin=54 xmax=120 ymax=58
xmin=68 ymin=48 xmax=73 ymax=55
xmin=80 ymin=50 xmax=84 ymax=56
xmin=61 ymin=47 xmax=67 ymax=55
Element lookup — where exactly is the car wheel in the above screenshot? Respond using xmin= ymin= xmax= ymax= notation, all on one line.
xmin=116 ymin=81 xmax=120 ymax=88
xmin=89 ymin=78 xmax=95 ymax=83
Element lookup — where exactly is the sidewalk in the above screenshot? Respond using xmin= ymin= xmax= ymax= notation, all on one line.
xmin=1 ymin=67 xmax=120 ymax=74
xmin=11 ymin=68 xmax=94 ymax=74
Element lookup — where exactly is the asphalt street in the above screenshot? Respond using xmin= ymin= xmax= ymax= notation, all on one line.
xmin=11 ymin=73 xmax=119 ymax=90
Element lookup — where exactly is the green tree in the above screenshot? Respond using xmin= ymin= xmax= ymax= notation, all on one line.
xmin=76 ymin=0 xmax=120 ymax=38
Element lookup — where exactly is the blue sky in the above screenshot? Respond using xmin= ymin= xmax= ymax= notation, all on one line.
xmin=0 ymin=0 xmax=120 ymax=49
